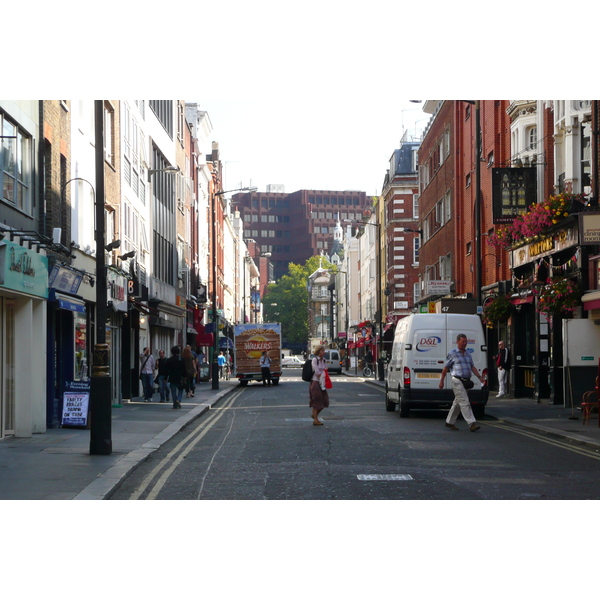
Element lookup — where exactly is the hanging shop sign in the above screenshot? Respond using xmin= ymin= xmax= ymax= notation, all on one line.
xmin=492 ymin=167 xmax=537 ymax=224
xmin=107 ymin=268 xmax=128 ymax=312
xmin=61 ymin=380 xmax=91 ymax=427
xmin=579 ymin=211 xmax=600 ymax=245
xmin=511 ymin=224 xmax=578 ymax=268
xmin=426 ymin=280 xmax=451 ymax=296
xmin=0 ymin=240 xmax=48 ymax=298
xmin=48 ymin=263 xmax=83 ymax=294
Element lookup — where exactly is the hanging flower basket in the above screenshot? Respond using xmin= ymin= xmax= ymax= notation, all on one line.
xmin=482 ymin=295 xmax=513 ymax=329
xmin=536 ymin=277 xmax=580 ymax=318
xmin=487 ymin=193 xmax=586 ymax=251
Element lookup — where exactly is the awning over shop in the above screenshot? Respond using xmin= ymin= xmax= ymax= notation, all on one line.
xmin=196 ymin=333 xmax=214 ymax=346
xmin=582 ymin=290 xmax=600 ymax=311
xmin=510 ymin=293 xmax=534 ymax=305
xmin=50 ymin=290 xmax=86 ymax=314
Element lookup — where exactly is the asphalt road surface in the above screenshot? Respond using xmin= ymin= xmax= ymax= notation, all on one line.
xmin=111 ymin=372 xmax=600 ymax=500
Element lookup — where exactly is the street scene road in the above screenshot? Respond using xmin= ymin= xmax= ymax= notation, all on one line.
xmin=111 ymin=374 xmax=600 ymax=500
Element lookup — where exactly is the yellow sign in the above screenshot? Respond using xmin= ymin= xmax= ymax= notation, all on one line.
xmin=428 ymin=302 xmax=436 ymax=313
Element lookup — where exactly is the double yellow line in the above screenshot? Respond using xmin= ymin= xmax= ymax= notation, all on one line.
xmin=486 ymin=420 xmax=600 ymax=461
xmin=129 ymin=389 xmax=244 ymax=500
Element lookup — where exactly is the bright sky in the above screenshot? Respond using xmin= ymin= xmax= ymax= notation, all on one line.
xmin=201 ymin=95 xmax=429 ymax=195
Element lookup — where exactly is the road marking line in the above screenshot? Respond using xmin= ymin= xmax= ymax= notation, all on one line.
xmin=486 ymin=421 xmax=600 ymax=461
xmin=128 ymin=390 xmax=243 ymax=500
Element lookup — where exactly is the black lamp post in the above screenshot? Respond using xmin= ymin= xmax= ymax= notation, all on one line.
xmin=90 ymin=99 xmax=112 ymax=455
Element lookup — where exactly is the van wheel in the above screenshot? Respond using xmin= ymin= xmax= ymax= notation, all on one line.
xmin=385 ymin=388 xmax=396 ymax=412
xmin=399 ymin=401 xmax=410 ymax=418
xmin=272 ymin=378 xmax=279 ymax=386
xmin=239 ymin=380 xmax=248 ymax=387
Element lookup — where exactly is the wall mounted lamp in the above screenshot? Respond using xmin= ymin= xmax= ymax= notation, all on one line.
xmin=147 ymin=165 xmax=180 ymax=181
xmin=105 ymin=239 xmax=121 ymax=251
xmin=118 ymin=250 xmax=136 ymax=260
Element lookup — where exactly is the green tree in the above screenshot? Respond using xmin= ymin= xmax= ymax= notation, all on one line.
xmin=262 ymin=255 xmax=334 ymax=347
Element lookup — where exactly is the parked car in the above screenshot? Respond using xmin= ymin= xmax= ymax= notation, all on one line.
xmin=282 ymin=356 xmax=303 ymax=368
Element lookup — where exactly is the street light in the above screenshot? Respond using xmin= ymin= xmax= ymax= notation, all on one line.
xmin=146 ymin=165 xmax=180 ymax=181
xmin=211 ymin=186 xmax=257 ymax=390
xmin=90 ymin=100 xmax=112 ymax=455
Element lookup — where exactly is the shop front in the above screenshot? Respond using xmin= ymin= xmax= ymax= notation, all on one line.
xmin=0 ymin=237 xmax=48 ymax=438
xmin=510 ymin=222 xmax=581 ymax=403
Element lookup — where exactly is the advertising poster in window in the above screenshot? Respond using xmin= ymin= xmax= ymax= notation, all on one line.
xmin=61 ymin=381 xmax=91 ymax=428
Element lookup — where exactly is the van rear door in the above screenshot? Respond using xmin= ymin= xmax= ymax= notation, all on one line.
xmin=409 ymin=320 xmax=448 ymax=390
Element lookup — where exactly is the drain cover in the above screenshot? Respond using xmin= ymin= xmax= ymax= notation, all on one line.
xmin=357 ymin=474 xmax=413 ymax=481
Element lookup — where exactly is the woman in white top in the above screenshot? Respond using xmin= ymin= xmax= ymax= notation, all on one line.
xmin=309 ymin=345 xmax=330 ymax=426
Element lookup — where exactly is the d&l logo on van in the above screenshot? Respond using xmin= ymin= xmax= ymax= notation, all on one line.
xmin=416 ymin=336 xmax=441 ymax=352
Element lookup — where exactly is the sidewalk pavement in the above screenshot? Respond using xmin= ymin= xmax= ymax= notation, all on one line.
xmin=2 ymin=373 xmax=600 ymax=500
xmin=0 ymin=379 xmax=239 ymax=500
xmin=352 ymin=370 xmax=600 ymax=451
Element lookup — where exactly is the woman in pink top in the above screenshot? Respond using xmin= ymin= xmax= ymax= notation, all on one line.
xmin=309 ymin=345 xmax=330 ymax=426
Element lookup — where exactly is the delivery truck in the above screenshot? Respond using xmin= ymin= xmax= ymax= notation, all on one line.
xmin=234 ymin=323 xmax=282 ymax=386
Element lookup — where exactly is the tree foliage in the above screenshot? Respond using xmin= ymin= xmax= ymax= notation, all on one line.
xmin=262 ymin=255 xmax=334 ymax=346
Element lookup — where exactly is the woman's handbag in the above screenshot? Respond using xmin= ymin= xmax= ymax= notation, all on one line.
xmin=323 ymin=370 xmax=333 ymax=389
xmin=177 ymin=376 xmax=188 ymax=390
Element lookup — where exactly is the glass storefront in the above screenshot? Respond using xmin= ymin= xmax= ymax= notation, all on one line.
xmin=1 ymin=299 xmax=15 ymax=437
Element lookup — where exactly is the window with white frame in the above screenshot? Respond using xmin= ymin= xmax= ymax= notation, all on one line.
xmin=528 ymin=126 xmax=537 ymax=150
xmin=1 ymin=113 xmax=33 ymax=214
xmin=104 ymin=101 xmax=115 ymax=166
xmin=413 ymin=282 xmax=421 ymax=304
xmin=413 ymin=236 xmax=420 ymax=264
xmin=444 ymin=190 xmax=451 ymax=222
xmin=439 ymin=253 xmax=451 ymax=280
xmin=413 ymin=194 xmax=419 ymax=219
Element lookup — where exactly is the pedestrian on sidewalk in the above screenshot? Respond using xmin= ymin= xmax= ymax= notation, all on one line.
xmin=139 ymin=347 xmax=156 ymax=402
xmin=439 ymin=333 xmax=484 ymax=432
xmin=494 ymin=340 xmax=511 ymax=398
xmin=218 ymin=351 xmax=227 ymax=379
xmin=260 ymin=350 xmax=272 ymax=386
xmin=156 ymin=349 xmax=171 ymax=404
xmin=165 ymin=346 xmax=186 ymax=409
xmin=182 ymin=345 xmax=196 ymax=398
xmin=309 ymin=345 xmax=330 ymax=426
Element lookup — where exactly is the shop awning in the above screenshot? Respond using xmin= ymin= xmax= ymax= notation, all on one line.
xmin=510 ymin=293 xmax=534 ymax=305
xmin=196 ymin=333 xmax=214 ymax=346
xmin=582 ymin=290 xmax=600 ymax=311
xmin=51 ymin=291 xmax=86 ymax=314
xmin=187 ymin=327 xmax=198 ymax=335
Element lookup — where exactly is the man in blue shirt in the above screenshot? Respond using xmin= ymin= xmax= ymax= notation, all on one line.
xmin=217 ymin=351 xmax=227 ymax=378
xmin=438 ymin=333 xmax=484 ymax=432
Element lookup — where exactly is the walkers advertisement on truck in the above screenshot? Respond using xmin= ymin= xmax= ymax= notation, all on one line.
xmin=234 ymin=323 xmax=282 ymax=386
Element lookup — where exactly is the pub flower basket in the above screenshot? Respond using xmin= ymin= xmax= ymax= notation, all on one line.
xmin=482 ymin=295 xmax=513 ymax=329
xmin=536 ymin=277 xmax=580 ymax=318
xmin=487 ymin=193 xmax=586 ymax=251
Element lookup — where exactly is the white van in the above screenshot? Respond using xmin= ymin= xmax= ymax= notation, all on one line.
xmin=324 ymin=349 xmax=342 ymax=374
xmin=385 ymin=313 xmax=489 ymax=418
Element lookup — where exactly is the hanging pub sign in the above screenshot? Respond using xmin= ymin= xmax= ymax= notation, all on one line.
xmin=579 ymin=211 xmax=600 ymax=245
xmin=492 ymin=167 xmax=537 ymax=224
xmin=61 ymin=380 xmax=91 ymax=428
